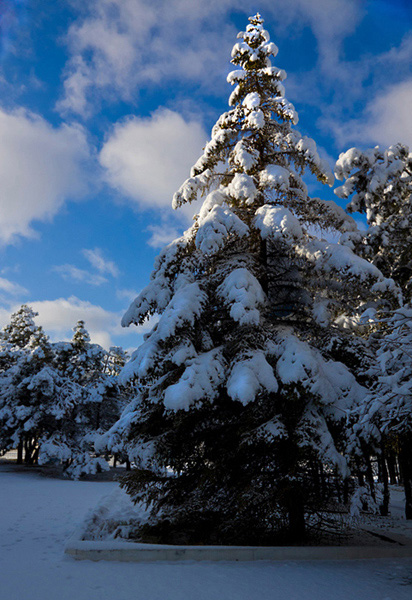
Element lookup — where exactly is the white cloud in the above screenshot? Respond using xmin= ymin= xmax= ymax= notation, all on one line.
xmin=100 ymin=108 xmax=206 ymax=213
xmin=30 ymin=296 xmax=149 ymax=349
xmin=53 ymin=264 xmax=108 ymax=286
xmin=146 ymin=224 xmax=182 ymax=248
xmin=58 ymin=0 xmax=233 ymax=116
xmin=0 ymin=276 xmax=28 ymax=306
xmin=0 ymin=296 xmax=152 ymax=350
xmin=59 ymin=0 xmax=361 ymax=117
xmin=330 ymin=79 xmax=412 ymax=149
xmin=0 ymin=107 xmax=92 ymax=245
xmin=29 ymin=296 xmax=122 ymax=348
xmin=288 ymin=0 xmax=361 ymax=77
xmin=82 ymin=247 xmax=119 ymax=277
xmin=0 ymin=277 xmax=28 ymax=297
xmin=360 ymin=80 xmax=412 ymax=148
xmin=116 ymin=288 xmax=139 ymax=303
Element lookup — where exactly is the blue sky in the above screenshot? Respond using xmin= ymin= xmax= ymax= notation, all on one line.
xmin=0 ymin=0 xmax=411 ymax=349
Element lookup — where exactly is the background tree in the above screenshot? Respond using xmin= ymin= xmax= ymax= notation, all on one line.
xmin=335 ymin=143 xmax=412 ymax=296
xmin=0 ymin=310 xmax=128 ymax=478
xmin=335 ymin=144 xmax=412 ymax=517
xmin=0 ymin=305 xmax=53 ymax=464
xmin=48 ymin=320 xmax=122 ymax=477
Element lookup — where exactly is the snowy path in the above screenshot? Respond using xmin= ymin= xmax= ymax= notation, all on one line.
xmin=1 ymin=467 xmax=411 ymax=600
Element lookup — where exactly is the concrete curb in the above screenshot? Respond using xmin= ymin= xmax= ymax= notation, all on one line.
xmin=65 ymin=530 xmax=412 ymax=562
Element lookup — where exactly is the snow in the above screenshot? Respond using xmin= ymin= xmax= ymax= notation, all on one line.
xmin=243 ymin=92 xmax=261 ymax=109
xmin=259 ymin=164 xmax=291 ymax=190
xmin=231 ymin=140 xmax=260 ymax=172
xmin=272 ymin=332 xmax=365 ymax=411
xmin=217 ymin=268 xmax=266 ymax=325
xmin=226 ymin=69 xmax=246 ymax=84
xmin=227 ymin=351 xmax=278 ymax=405
xmin=245 ymin=108 xmax=265 ymax=129
xmin=196 ymin=204 xmax=249 ymax=254
xmin=254 ymin=205 xmax=303 ymax=240
xmin=296 ymin=237 xmax=396 ymax=287
xmin=163 ymin=348 xmax=225 ymax=411
xmin=225 ymin=172 xmax=257 ymax=204
xmin=1 ymin=464 xmax=412 ymax=600
xmin=263 ymin=41 xmax=279 ymax=57
xmin=121 ymin=282 xmax=206 ymax=380
xmin=81 ymin=486 xmax=149 ymax=541
xmin=198 ymin=189 xmax=226 ymax=221
xmin=317 ymin=198 xmax=358 ymax=232
xmin=227 ymin=173 xmax=258 ymax=204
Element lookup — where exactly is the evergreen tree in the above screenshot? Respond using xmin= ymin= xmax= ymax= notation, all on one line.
xmin=104 ymin=15 xmax=396 ymax=543
xmin=354 ymin=307 xmax=412 ymax=518
xmin=49 ymin=320 xmax=120 ymax=477
xmin=0 ymin=305 xmax=53 ymax=463
xmin=104 ymin=346 xmax=129 ymax=376
xmin=335 ymin=143 xmax=412 ymax=297
xmin=335 ymin=144 xmax=412 ymax=517
xmin=0 ymin=311 xmax=125 ymax=477
xmin=0 ymin=304 xmax=40 ymax=350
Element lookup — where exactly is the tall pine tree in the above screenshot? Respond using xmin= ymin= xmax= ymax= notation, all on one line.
xmin=107 ymin=15 xmax=396 ymax=543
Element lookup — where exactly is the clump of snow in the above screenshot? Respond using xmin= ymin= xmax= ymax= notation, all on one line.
xmin=172 ymin=169 xmax=212 ymax=208
xmin=217 ymin=268 xmax=266 ymax=325
xmin=231 ymin=140 xmax=260 ymax=172
xmin=226 ymin=173 xmax=258 ymax=204
xmin=196 ymin=204 xmax=249 ymax=254
xmin=227 ymin=351 xmax=278 ymax=405
xmin=254 ymin=205 xmax=303 ymax=240
xmin=259 ymin=164 xmax=290 ymax=190
xmin=227 ymin=69 xmax=247 ymax=84
xmin=164 ymin=348 xmax=226 ymax=411
xmin=243 ymin=92 xmax=261 ymax=109
xmin=316 ymin=199 xmax=357 ymax=232
xmin=296 ymin=237 xmax=397 ymax=289
xmin=80 ymin=486 xmax=150 ymax=542
xmin=262 ymin=41 xmax=278 ymax=57
xmin=121 ymin=282 xmax=206 ymax=381
xmin=169 ymin=341 xmax=197 ymax=366
xmin=198 ymin=189 xmax=227 ymax=220
xmin=335 ymin=147 xmax=364 ymax=180
xmin=245 ymin=109 xmax=265 ymax=129
xmin=273 ymin=332 xmax=365 ymax=411
xmin=312 ymin=299 xmax=330 ymax=327
xmin=259 ymin=417 xmax=287 ymax=440
xmin=96 ymin=406 xmax=138 ymax=454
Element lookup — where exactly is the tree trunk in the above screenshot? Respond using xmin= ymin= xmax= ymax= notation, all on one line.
xmin=24 ymin=437 xmax=31 ymax=465
xmin=32 ymin=446 xmax=39 ymax=466
xmin=365 ymin=452 xmax=376 ymax=500
xmin=343 ymin=478 xmax=349 ymax=504
xmin=379 ymin=447 xmax=390 ymax=516
xmin=17 ymin=440 xmax=23 ymax=464
xmin=387 ymin=452 xmax=399 ymax=486
xmin=399 ymin=438 xmax=412 ymax=519
xmin=287 ymin=492 xmax=306 ymax=541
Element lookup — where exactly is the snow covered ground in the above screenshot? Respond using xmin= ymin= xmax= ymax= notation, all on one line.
xmin=1 ymin=465 xmax=412 ymax=600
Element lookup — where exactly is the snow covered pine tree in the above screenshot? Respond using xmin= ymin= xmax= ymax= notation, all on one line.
xmin=107 ymin=14 xmax=396 ymax=543
xmin=0 ymin=305 xmax=82 ymax=467
xmin=335 ymin=144 xmax=412 ymax=518
xmin=335 ymin=144 xmax=412 ymax=294
xmin=49 ymin=320 xmax=122 ymax=478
